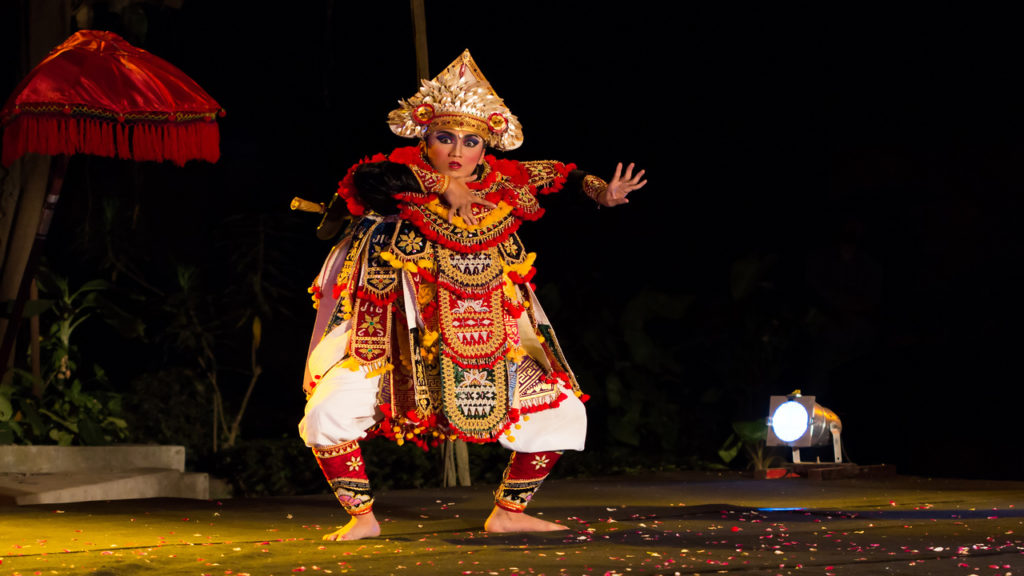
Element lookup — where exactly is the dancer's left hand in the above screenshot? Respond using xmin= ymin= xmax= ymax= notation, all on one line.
xmin=599 ymin=162 xmax=647 ymax=207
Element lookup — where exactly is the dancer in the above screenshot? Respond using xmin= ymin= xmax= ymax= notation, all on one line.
xmin=299 ymin=50 xmax=646 ymax=541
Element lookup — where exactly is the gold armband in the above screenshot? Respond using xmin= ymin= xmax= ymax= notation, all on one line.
xmin=582 ymin=175 xmax=608 ymax=203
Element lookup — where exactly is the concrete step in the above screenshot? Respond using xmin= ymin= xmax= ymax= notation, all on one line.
xmin=0 ymin=445 xmax=186 ymax=473
xmin=0 ymin=468 xmax=209 ymax=505
xmin=0 ymin=445 xmax=208 ymax=505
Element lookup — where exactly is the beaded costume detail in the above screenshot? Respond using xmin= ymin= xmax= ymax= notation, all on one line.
xmin=310 ymin=146 xmax=584 ymax=446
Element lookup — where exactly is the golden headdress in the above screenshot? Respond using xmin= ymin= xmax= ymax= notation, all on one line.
xmin=388 ymin=50 xmax=523 ymax=151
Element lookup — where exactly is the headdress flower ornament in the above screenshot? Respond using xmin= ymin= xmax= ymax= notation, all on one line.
xmin=388 ymin=50 xmax=523 ymax=151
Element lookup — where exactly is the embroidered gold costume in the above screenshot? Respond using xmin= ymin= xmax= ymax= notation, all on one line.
xmin=306 ymin=145 xmax=587 ymax=447
xmin=299 ymin=50 xmax=625 ymax=523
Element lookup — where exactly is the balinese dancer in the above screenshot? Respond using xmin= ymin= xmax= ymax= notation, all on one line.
xmin=299 ymin=50 xmax=646 ymax=541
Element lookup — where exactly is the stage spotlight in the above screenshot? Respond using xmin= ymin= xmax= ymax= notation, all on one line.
xmin=766 ymin=393 xmax=842 ymax=464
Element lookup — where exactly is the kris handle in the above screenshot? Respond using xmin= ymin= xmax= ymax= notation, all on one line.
xmin=290 ymin=197 xmax=325 ymax=214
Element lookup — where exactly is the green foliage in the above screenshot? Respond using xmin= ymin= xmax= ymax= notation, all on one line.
xmin=155 ymin=262 xmax=262 ymax=453
xmin=0 ymin=298 xmax=54 ymax=319
xmin=0 ymin=393 xmax=12 ymax=421
xmin=18 ymin=161 xmax=314 ymax=488
xmin=0 ymin=273 xmax=133 ymax=445
xmin=204 ymin=437 xmax=328 ymax=498
xmin=143 ymin=214 xmax=291 ymax=455
xmin=122 ymin=367 xmax=212 ymax=452
xmin=718 ymin=418 xmax=785 ymax=471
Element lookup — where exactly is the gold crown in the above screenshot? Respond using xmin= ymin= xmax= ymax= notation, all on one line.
xmin=388 ymin=50 xmax=523 ymax=151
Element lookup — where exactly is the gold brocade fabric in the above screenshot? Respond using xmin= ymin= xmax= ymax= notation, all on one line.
xmin=321 ymin=152 xmax=582 ymax=443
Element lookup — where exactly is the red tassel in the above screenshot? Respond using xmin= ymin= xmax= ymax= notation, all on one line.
xmin=537 ymin=162 xmax=576 ymax=194
xmin=2 ymin=111 xmax=222 ymax=167
xmin=355 ymin=287 xmax=399 ymax=307
xmin=436 ymin=277 xmax=498 ymax=299
xmin=507 ymin=267 xmax=536 ymax=284
xmin=503 ymin=299 xmax=526 ymax=318
xmin=421 ymin=300 xmax=437 ymax=321
xmin=116 ymin=123 xmax=130 ymax=158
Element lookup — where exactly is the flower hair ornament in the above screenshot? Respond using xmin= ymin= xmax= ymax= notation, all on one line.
xmin=388 ymin=50 xmax=524 ymax=151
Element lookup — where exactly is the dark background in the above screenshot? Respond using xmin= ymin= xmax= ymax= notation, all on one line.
xmin=3 ymin=3 xmax=1022 ymax=482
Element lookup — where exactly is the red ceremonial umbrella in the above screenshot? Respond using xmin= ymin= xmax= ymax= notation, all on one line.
xmin=0 ymin=29 xmax=225 ymax=376
xmin=0 ymin=29 xmax=224 ymax=167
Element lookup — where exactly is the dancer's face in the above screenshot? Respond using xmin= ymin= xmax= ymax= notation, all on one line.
xmin=425 ymin=129 xmax=485 ymax=179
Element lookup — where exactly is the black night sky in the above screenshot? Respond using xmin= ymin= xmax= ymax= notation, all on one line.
xmin=2 ymin=4 xmax=1022 ymax=481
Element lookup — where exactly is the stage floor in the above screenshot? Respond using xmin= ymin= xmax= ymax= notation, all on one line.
xmin=2 ymin=471 xmax=1022 ymax=575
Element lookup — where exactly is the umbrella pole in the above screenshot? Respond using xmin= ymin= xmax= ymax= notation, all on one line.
xmin=0 ymin=154 xmax=69 ymax=383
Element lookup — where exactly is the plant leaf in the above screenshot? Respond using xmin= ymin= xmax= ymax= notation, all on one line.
xmin=0 ymin=394 xmax=13 ymax=422
xmin=732 ymin=419 xmax=768 ymax=443
xmin=717 ymin=432 xmax=741 ymax=464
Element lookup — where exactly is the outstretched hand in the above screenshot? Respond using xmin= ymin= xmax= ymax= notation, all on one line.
xmin=599 ymin=162 xmax=647 ymax=207
xmin=443 ymin=178 xmax=496 ymax=226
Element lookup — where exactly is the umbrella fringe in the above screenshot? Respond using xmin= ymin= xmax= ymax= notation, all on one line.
xmin=2 ymin=115 xmax=220 ymax=167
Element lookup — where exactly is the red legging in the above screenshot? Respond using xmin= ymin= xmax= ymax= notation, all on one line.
xmin=314 ymin=441 xmax=374 ymax=515
xmin=494 ymin=450 xmax=563 ymax=512
xmin=315 ymin=444 xmax=562 ymax=516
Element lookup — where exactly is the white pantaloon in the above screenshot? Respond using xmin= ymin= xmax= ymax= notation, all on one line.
xmin=299 ymin=363 xmax=588 ymax=453
xmin=298 ymin=221 xmax=587 ymax=454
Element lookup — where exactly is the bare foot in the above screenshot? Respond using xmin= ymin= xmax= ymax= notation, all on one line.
xmin=484 ymin=506 xmax=569 ymax=533
xmin=322 ymin=512 xmax=381 ymax=541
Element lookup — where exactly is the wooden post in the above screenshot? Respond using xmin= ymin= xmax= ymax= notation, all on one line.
xmin=29 ymin=279 xmax=41 ymax=397
xmin=410 ymin=0 xmax=429 ymax=79
xmin=455 ymin=438 xmax=470 ymax=486
xmin=0 ymin=155 xmax=68 ymax=381
xmin=441 ymin=440 xmax=456 ymax=487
